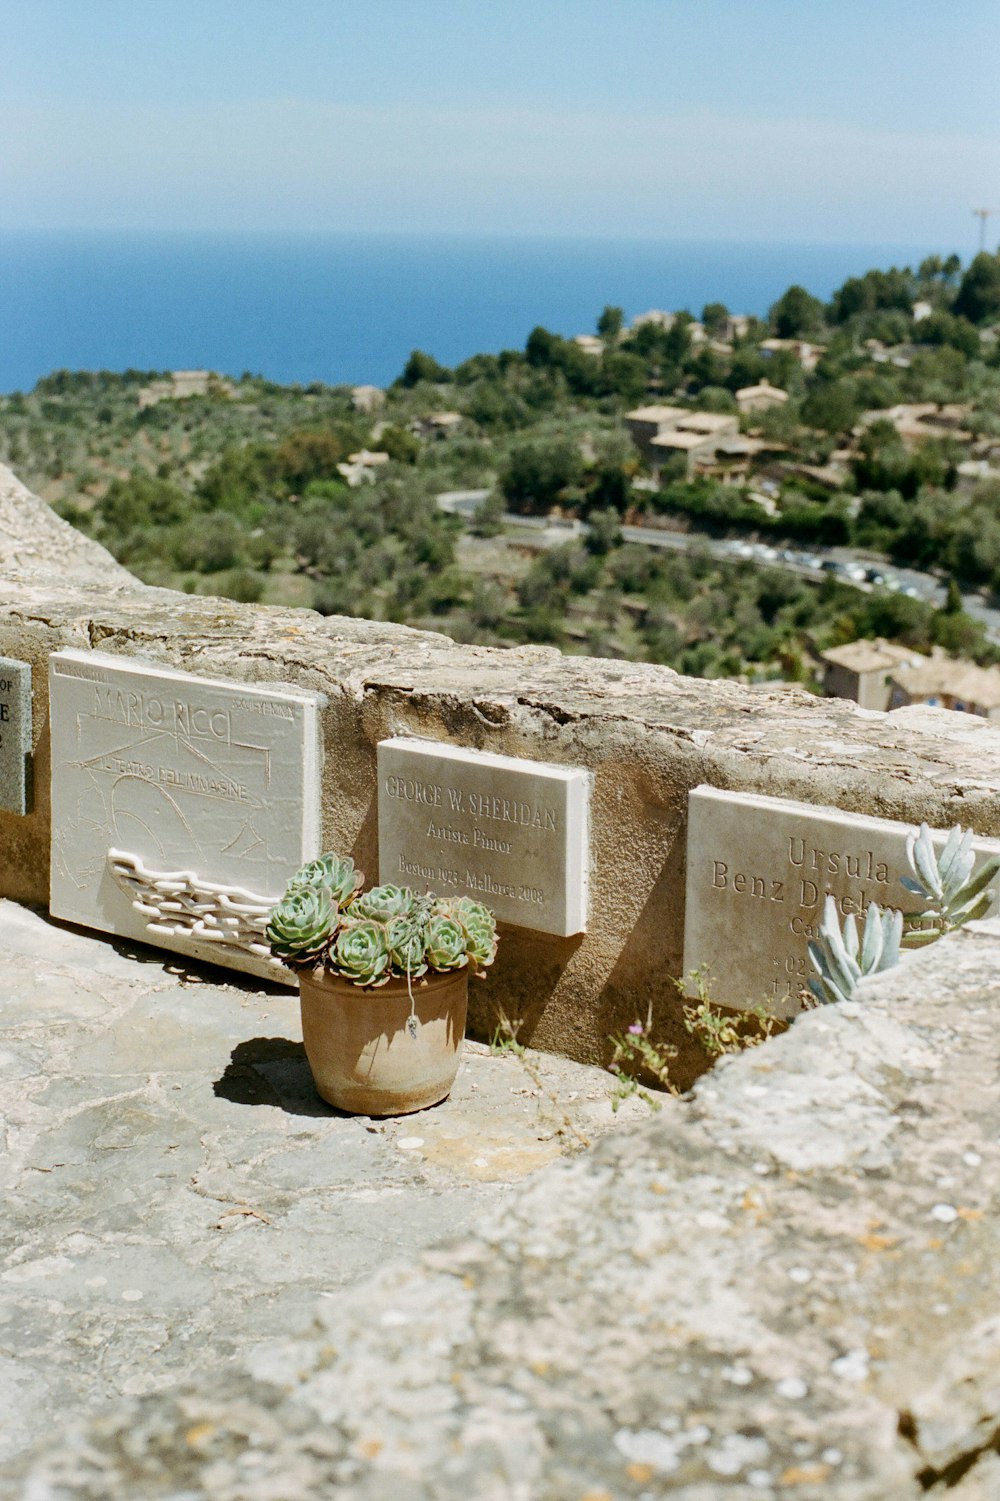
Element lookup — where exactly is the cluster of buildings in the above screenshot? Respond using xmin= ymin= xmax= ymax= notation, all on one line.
xmin=137 ymin=370 xmax=234 ymax=408
xmin=820 ymin=639 xmax=1000 ymax=720
xmin=624 ymin=402 xmax=787 ymax=480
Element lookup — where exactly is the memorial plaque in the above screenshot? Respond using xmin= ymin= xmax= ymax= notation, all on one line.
xmin=0 ymin=657 xmax=32 ymax=815
xmin=378 ymin=737 xmax=590 ymax=936
xmin=49 ymin=650 xmax=324 ymax=980
xmin=684 ymin=784 xmax=1000 ymax=1014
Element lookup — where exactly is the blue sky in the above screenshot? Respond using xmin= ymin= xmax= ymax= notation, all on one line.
xmin=4 ymin=0 xmax=999 ymax=244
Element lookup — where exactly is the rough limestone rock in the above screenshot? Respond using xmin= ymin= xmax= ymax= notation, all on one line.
xmin=6 ymin=919 xmax=1000 ymax=1499
xmin=0 ymin=900 xmax=651 ymax=1475
xmin=0 ymin=462 xmax=134 ymax=586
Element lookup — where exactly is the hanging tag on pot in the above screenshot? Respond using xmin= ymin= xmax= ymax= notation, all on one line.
xmin=407 ymin=1014 xmax=420 ymax=1039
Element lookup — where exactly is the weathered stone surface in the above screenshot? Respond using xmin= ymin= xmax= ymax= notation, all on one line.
xmin=0 ymin=461 xmax=133 ymax=585
xmin=6 ymin=914 xmax=1000 ymax=1498
xmin=0 ymin=900 xmax=647 ymax=1475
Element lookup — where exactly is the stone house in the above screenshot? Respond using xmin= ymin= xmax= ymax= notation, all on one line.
xmin=350 ymin=385 xmax=385 ymax=414
xmin=820 ymin=638 xmax=928 ymax=711
xmin=858 ymin=403 xmax=973 ymax=447
xmin=735 ymin=378 xmax=789 ymax=415
xmin=626 ymin=406 xmax=739 ymax=477
xmin=759 ymin=338 xmax=826 ymax=372
xmin=623 ymin=405 xmax=689 ymax=461
xmin=137 ymin=370 xmax=233 ymax=409
xmin=888 ymin=649 xmax=1000 ymax=720
xmin=412 ymin=412 xmax=464 ymax=441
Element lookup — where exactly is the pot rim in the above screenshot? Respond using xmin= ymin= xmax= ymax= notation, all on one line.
xmin=298 ymin=966 xmax=469 ymax=995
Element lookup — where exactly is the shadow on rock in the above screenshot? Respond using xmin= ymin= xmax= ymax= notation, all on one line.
xmin=214 ymin=1037 xmax=339 ymax=1117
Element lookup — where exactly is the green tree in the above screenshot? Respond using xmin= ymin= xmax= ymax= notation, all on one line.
xmin=770 ymin=285 xmax=825 ymax=338
xmin=954 ymin=253 xmax=1000 ymax=324
xmin=597 ymin=305 xmax=624 ymax=340
xmin=378 ymin=425 xmax=421 ymax=463
xmin=701 ymin=301 xmax=729 ymax=335
xmin=501 ymin=440 xmax=584 ymax=513
xmin=471 ymin=490 xmax=505 ymax=537
xmin=398 ymin=349 xmax=452 ymax=386
xmin=585 ymin=507 xmax=623 ymax=555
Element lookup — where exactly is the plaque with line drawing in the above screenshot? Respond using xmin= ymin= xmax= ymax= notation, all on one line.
xmin=49 ymin=650 xmax=323 ymax=980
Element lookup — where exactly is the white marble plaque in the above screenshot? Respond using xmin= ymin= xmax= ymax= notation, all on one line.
xmin=49 ymin=650 xmax=324 ymax=980
xmin=0 ymin=657 xmax=31 ymax=815
xmin=683 ymin=785 xmax=1000 ymax=1013
xmin=377 ymin=738 xmax=590 ymax=936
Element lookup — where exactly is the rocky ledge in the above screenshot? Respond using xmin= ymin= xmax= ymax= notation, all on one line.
xmin=5 ymin=914 xmax=1000 ymax=1499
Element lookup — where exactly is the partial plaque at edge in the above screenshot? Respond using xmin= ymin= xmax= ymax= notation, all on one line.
xmin=377 ymin=737 xmax=590 ymax=936
xmin=0 ymin=657 xmax=32 ymax=816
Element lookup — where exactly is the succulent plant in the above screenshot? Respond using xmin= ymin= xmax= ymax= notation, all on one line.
xmin=266 ymin=852 xmax=499 ymax=985
xmin=331 ymin=919 xmax=391 ymax=987
xmin=423 ymin=913 xmax=470 ymax=972
xmin=808 ymin=895 xmax=903 ymax=1006
xmin=386 ymin=913 xmax=430 ymax=980
xmin=901 ymin=823 xmax=1000 ymax=944
xmin=287 ymin=853 xmax=363 ymax=908
xmin=265 ymin=887 xmax=339 ymax=966
xmin=353 ymin=884 xmax=415 ymax=923
xmin=440 ymin=896 xmax=499 ymax=973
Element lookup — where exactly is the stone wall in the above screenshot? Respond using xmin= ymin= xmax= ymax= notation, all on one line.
xmin=5 ymin=464 xmax=1000 ymax=1073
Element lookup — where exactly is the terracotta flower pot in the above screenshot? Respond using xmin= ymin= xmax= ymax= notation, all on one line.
xmin=298 ymin=967 xmax=469 ymax=1116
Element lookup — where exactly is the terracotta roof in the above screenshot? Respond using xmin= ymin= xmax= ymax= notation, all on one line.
xmin=677 ymin=412 xmax=739 ymax=433
xmin=736 ymin=380 xmax=789 ymax=403
xmin=625 ymin=405 xmax=687 ymax=424
xmin=890 ymin=655 xmax=1000 ymax=711
xmin=820 ymin=639 xmax=926 ymax=675
xmin=650 ymin=431 xmax=713 ymax=451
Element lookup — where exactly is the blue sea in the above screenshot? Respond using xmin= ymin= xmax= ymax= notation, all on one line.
xmin=0 ymin=231 xmax=942 ymax=394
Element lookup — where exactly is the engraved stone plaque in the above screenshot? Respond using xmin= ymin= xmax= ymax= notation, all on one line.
xmin=683 ymin=785 xmax=1000 ymax=1014
xmin=377 ymin=737 xmax=590 ymax=936
xmin=0 ymin=657 xmax=32 ymax=815
xmin=49 ymin=650 xmax=324 ymax=980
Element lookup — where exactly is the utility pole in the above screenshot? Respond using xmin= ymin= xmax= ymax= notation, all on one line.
xmin=972 ymin=208 xmax=1000 ymax=251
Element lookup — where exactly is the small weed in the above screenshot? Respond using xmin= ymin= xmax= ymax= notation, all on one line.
xmin=609 ymin=966 xmax=784 ymax=1111
xmin=490 ymin=1015 xmax=592 ymax=1149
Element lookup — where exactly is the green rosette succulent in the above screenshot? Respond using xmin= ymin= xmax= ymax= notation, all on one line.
xmin=287 ymin=853 xmax=363 ymax=908
xmin=438 ymin=896 xmax=499 ymax=973
xmin=354 ymin=884 xmax=415 ymax=923
xmin=423 ymin=914 xmax=469 ymax=972
xmin=331 ymin=919 xmax=391 ymax=987
xmin=266 ymin=887 xmax=339 ymax=967
xmin=386 ymin=913 xmax=430 ymax=980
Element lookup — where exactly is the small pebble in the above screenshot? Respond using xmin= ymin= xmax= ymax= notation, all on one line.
xmin=397 ymin=1137 xmax=424 ymax=1151
xmin=930 ymin=1203 xmax=958 ymax=1223
xmin=963 ymin=1151 xmax=982 ymax=1166
xmin=787 ymin=1266 xmax=812 ymax=1284
xmin=831 ymin=1349 xmax=869 ymax=1381
xmin=775 ymin=1376 xmax=808 ymax=1400
xmin=821 ymin=1448 xmax=844 ymax=1466
xmin=121 ymin=1289 xmax=143 ymax=1302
